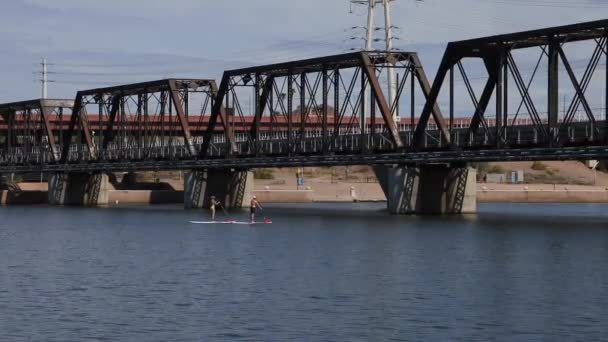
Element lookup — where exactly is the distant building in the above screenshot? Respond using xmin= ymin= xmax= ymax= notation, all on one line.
xmin=485 ymin=173 xmax=506 ymax=184
xmin=510 ymin=170 xmax=525 ymax=184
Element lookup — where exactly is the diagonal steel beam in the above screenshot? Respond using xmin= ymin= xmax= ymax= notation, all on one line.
xmin=507 ymin=51 xmax=547 ymax=137
xmin=409 ymin=53 xmax=451 ymax=146
xmin=559 ymin=39 xmax=603 ymax=131
xmin=80 ymin=106 xmax=95 ymax=159
xmin=250 ymin=75 xmax=275 ymax=154
xmin=557 ymin=45 xmax=599 ymax=137
xmin=468 ymin=57 xmax=499 ymax=136
xmin=101 ymin=95 xmax=121 ymax=151
xmin=61 ymin=94 xmax=95 ymax=163
xmin=413 ymin=49 xmax=453 ymax=150
xmin=467 ymin=77 xmax=497 ymax=137
xmin=168 ymin=79 xmax=197 ymax=156
xmin=39 ymin=100 xmax=60 ymax=162
xmin=201 ymin=77 xmax=233 ymax=157
xmin=359 ymin=52 xmax=403 ymax=149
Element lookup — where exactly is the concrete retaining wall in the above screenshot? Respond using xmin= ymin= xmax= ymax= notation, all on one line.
xmin=109 ymin=190 xmax=184 ymax=204
xmin=478 ymin=190 xmax=608 ymax=203
xmin=253 ymin=190 xmax=314 ymax=203
xmin=3 ymin=188 xmax=608 ymax=206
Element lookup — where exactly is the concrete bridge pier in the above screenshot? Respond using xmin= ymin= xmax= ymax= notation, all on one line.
xmin=374 ymin=164 xmax=477 ymax=215
xmin=48 ymin=173 xmax=110 ymax=206
xmin=184 ymin=169 xmax=254 ymax=210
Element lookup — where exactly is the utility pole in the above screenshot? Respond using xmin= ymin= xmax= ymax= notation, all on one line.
xmin=383 ymin=0 xmax=398 ymax=121
xmin=41 ymin=58 xmax=48 ymax=99
xmin=364 ymin=0 xmax=376 ymax=52
xmin=350 ymin=0 xmax=400 ymax=121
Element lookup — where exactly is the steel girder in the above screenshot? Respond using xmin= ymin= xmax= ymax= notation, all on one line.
xmin=60 ymin=79 xmax=217 ymax=163
xmin=0 ymin=99 xmax=74 ymax=164
xmin=1 ymin=145 xmax=608 ymax=174
xmin=200 ymin=51 xmax=443 ymax=157
xmin=413 ymin=19 xmax=608 ymax=151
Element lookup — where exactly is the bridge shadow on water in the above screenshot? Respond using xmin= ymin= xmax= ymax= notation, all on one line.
xmin=258 ymin=202 xmax=608 ymax=231
xmin=27 ymin=201 xmax=608 ymax=232
xmin=474 ymin=203 xmax=608 ymax=231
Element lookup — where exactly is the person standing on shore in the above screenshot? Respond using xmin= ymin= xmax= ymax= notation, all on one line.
xmin=250 ymin=196 xmax=263 ymax=223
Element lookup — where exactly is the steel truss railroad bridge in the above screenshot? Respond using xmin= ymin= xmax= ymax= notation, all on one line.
xmin=1 ymin=19 xmax=608 ymax=174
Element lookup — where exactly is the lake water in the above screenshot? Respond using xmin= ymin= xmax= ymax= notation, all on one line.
xmin=1 ymin=203 xmax=607 ymax=341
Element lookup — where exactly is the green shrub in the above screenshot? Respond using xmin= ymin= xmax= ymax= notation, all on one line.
xmin=487 ymin=165 xmax=506 ymax=174
xmin=531 ymin=161 xmax=548 ymax=171
xmin=253 ymin=168 xmax=275 ymax=180
xmin=473 ymin=162 xmax=490 ymax=182
xmin=472 ymin=162 xmax=490 ymax=173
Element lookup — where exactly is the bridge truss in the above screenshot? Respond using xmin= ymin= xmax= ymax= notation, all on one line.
xmin=0 ymin=20 xmax=608 ymax=173
xmin=201 ymin=51 xmax=437 ymax=157
xmin=414 ymin=19 xmax=608 ymax=151
xmin=61 ymin=79 xmax=217 ymax=163
xmin=0 ymin=99 xmax=73 ymax=165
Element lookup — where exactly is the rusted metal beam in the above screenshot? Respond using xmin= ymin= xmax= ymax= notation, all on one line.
xmin=76 ymin=79 xmax=212 ymax=97
xmin=64 ymin=94 xmax=95 ymax=160
xmin=201 ymin=76 xmax=233 ymax=157
xmin=168 ymin=79 xmax=197 ymax=156
xmin=101 ymin=95 xmax=121 ymax=151
xmin=468 ymin=73 xmax=497 ymax=136
xmin=413 ymin=49 xmax=454 ymax=150
xmin=250 ymin=75 xmax=275 ymax=154
xmin=40 ymin=100 xmax=60 ymax=162
xmin=557 ymin=45 xmax=598 ymax=135
xmin=0 ymin=99 xmax=74 ymax=112
xmin=359 ymin=52 xmax=403 ymax=149
xmin=454 ymin=19 xmax=608 ymax=51
xmin=80 ymin=105 xmax=96 ymax=160
xmin=409 ymin=53 xmax=451 ymax=146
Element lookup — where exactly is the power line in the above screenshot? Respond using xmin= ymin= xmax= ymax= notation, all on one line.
xmin=49 ymin=30 xmax=349 ymax=73
xmin=41 ymin=58 xmax=48 ymax=99
xmin=484 ymin=0 xmax=608 ymax=9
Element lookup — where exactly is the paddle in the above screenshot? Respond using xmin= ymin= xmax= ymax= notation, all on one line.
xmin=216 ymin=202 xmax=237 ymax=222
xmin=217 ymin=202 xmax=229 ymax=216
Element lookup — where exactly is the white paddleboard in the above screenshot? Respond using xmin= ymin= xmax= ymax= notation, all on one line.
xmin=190 ymin=220 xmax=272 ymax=225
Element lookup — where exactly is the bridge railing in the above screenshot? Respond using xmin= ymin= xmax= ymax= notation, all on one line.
xmin=0 ymin=119 xmax=604 ymax=167
xmin=23 ymin=119 xmax=598 ymax=165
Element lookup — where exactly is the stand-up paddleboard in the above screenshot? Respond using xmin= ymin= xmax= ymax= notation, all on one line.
xmin=190 ymin=219 xmax=273 ymax=225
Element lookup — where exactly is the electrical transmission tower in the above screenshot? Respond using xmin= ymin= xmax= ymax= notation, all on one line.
xmin=350 ymin=0 xmax=404 ymax=121
xmin=41 ymin=58 xmax=48 ymax=99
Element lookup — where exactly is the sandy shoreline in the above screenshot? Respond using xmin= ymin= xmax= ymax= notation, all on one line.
xmin=256 ymin=175 xmax=608 ymax=204
xmin=5 ymin=176 xmax=608 ymax=205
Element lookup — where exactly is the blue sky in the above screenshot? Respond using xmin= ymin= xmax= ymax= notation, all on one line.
xmin=0 ymin=0 xmax=606 ymax=102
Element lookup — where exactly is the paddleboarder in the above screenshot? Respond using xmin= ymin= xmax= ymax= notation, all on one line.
xmin=210 ymin=195 xmax=221 ymax=221
xmin=250 ymin=196 xmax=263 ymax=223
